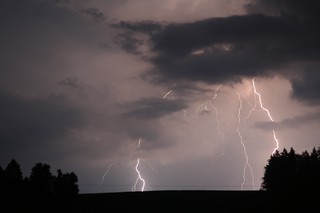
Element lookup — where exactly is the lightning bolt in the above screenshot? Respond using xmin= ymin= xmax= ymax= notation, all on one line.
xmin=244 ymin=89 xmax=258 ymax=124
xmin=162 ymin=89 xmax=173 ymax=99
xmin=132 ymin=138 xmax=146 ymax=192
xmin=102 ymin=161 xmax=117 ymax=183
xmin=97 ymin=79 xmax=280 ymax=192
xmin=234 ymin=88 xmax=255 ymax=190
xmin=128 ymin=79 xmax=278 ymax=192
xmin=162 ymin=83 xmax=176 ymax=99
xmin=132 ymin=85 xmax=175 ymax=191
xmin=251 ymin=78 xmax=279 ymax=154
xmin=234 ymin=89 xmax=243 ymax=124
xmin=96 ymin=160 xmax=117 ymax=192
xmin=132 ymin=158 xmax=146 ymax=192
xmin=196 ymin=84 xmax=224 ymax=138
xmin=209 ymin=84 xmax=224 ymax=139
xmin=236 ymin=129 xmax=255 ymax=190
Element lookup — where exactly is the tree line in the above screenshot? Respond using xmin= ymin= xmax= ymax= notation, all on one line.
xmin=2 ymin=147 xmax=320 ymax=196
xmin=0 ymin=159 xmax=79 ymax=197
xmin=261 ymin=147 xmax=320 ymax=192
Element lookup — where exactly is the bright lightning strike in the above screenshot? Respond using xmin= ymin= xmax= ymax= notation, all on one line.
xmin=234 ymin=89 xmax=255 ymax=190
xmin=132 ymin=158 xmax=146 ymax=192
xmin=133 ymin=85 xmax=173 ymax=191
xmin=97 ymin=79 xmax=280 ymax=192
xmin=132 ymin=138 xmax=146 ymax=192
xmin=129 ymin=79 xmax=278 ymax=191
xmin=251 ymin=78 xmax=279 ymax=154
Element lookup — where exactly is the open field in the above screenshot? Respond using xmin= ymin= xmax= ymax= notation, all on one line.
xmin=4 ymin=190 xmax=317 ymax=212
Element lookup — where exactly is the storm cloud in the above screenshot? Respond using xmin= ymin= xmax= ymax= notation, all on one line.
xmin=2 ymin=0 xmax=320 ymax=193
xmin=0 ymin=89 xmax=83 ymax=154
xmin=115 ymin=0 xmax=320 ymax=104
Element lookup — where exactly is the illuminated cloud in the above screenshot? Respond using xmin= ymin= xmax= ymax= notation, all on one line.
xmin=254 ymin=111 xmax=320 ymax=130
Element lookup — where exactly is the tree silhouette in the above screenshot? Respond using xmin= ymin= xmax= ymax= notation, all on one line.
xmin=29 ymin=163 xmax=55 ymax=196
xmin=54 ymin=169 xmax=79 ymax=196
xmin=1 ymin=159 xmax=24 ymax=196
xmin=1 ymin=159 xmax=79 ymax=198
xmin=261 ymin=147 xmax=320 ymax=192
xmin=0 ymin=166 xmax=7 ymax=194
xmin=5 ymin=159 xmax=23 ymax=181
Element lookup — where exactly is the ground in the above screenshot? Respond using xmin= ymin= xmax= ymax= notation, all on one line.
xmin=4 ymin=190 xmax=317 ymax=212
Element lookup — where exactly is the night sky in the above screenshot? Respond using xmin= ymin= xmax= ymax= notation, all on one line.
xmin=1 ymin=0 xmax=320 ymax=193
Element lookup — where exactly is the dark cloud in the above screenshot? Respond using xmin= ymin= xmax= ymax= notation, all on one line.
xmin=254 ymin=111 xmax=320 ymax=130
xmin=58 ymin=77 xmax=82 ymax=89
xmin=115 ymin=0 xmax=320 ymax=103
xmin=111 ymin=97 xmax=187 ymax=150
xmin=80 ymin=7 xmax=106 ymax=22
xmin=93 ymin=97 xmax=188 ymax=151
xmin=165 ymin=82 xmax=215 ymax=98
xmin=246 ymin=0 xmax=320 ymax=22
xmin=0 ymin=90 xmax=83 ymax=152
xmin=121 ymin=97 xmax=187 ymax=119
xmin=113 ymin=21 xmax=162 ymax=55
xmin=291 ymin=70 xmax=320 ymax=105
xmin=115 ymin=21 xmax=163 ymax=35
xmin=0 ymin=0 xmax=111 ymax=96
xmin=114 ymin=14 xmax=295 ymax=84
xmin=114 ymin=116 xmax=168 ymax=150
xmin=152 ymin=15 xmax=289 ymax=56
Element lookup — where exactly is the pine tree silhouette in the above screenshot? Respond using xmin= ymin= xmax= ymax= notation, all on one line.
xmin=262 ymin=147 xmax=320 ymax=192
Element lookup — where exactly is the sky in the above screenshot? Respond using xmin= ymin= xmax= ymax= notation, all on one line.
xmin=1 ymin=0 xmax=320 ymax=193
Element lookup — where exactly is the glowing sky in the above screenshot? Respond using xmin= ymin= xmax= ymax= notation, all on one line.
xmin=1 ymin=0 xmax=320 ymax=193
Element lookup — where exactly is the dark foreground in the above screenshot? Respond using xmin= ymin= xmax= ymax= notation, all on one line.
xmin=4 ymin=190 xmax=318 ymax=212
